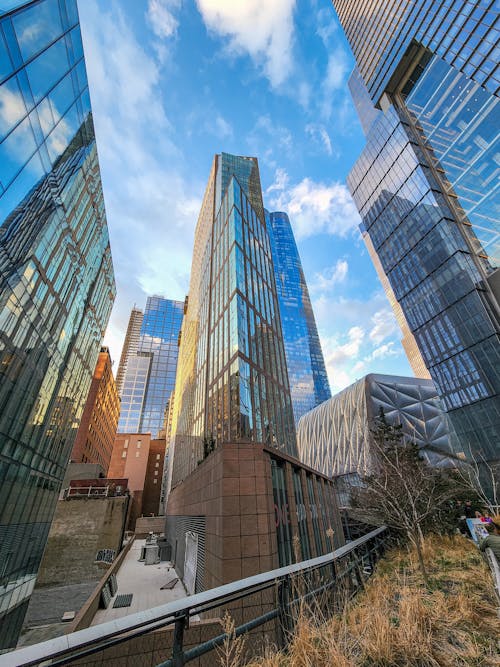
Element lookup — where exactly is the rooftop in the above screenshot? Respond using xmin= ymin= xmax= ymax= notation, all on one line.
xmin=91 ymin=539 xmax=188 ymax=625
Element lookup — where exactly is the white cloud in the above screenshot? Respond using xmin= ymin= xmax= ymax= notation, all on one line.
xmin=305 ymin=123 xmax=333 ymax=156
xmin=321 ymin=48 xmax=350 ymax=119
xmin=79 ymin=1 xmax=202 ymax=365
xmin=266 ymin=169 xmax=360 ymax=240
xmin=311 ymin=260 xmax=348 ymax=292
xmin=195 ymin=0 xmax=296 ymax=87
xmin=146 ymin=0 xmax=181 ymax=39
xmin=369 ymin=309 xmax=398 ymax=345
xmin=370 ymin=342 xmax=399 ymax=360
xmin=213 ymin=114 xmax=233 ymax=139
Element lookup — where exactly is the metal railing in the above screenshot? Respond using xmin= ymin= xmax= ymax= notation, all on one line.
xmin=2 ymin=526 xmax=388 ymax=667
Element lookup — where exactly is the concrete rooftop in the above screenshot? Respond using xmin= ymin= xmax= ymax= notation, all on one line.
xmin=91 ymin=539 xmax=189 ymax=625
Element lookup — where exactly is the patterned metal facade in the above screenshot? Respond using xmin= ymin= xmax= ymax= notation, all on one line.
xmin=297 ymin=374 xmax=453 ymax=477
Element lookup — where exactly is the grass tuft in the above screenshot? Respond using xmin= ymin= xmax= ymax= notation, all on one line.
xmin=245 ymin=534 xmax=500 ymax=667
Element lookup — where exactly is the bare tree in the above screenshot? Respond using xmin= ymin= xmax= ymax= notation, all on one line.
xmin=352 ymin=408 xmax=462 ymax=586
xmin=453 ymin=450 xmax=499 ymax=515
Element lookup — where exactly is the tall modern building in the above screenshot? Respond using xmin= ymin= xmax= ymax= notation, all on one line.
xmin=166 ymin=154 xmax=342 ymax=596
xmin=117 ymin=297 xmax=183 ymax=438
xmin=334 ymin=1 xmax=500 ymax=463
xmin=0 ymin=0 xmax=115 ymax=648
xmin=115 ymin=306 xmax=143 ymax=397
xmin=170 ymin=153 xmax=297 ymax=489
xmin=266 ymin=210 xmax=331 ymax=423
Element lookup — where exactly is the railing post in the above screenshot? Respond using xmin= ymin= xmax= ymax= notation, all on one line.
xmin=172 ymin=614 xmax=186 ymax=667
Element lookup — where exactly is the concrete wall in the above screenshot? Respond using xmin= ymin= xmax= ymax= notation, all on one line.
xmin=36 ymin=496 xmax=128 ymax=587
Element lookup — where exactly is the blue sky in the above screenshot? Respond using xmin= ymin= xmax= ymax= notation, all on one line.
xmin=78 ymin=0 xmax=413 ymax=394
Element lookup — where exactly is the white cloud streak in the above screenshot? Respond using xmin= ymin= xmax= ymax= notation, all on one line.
xmin=195 ymin=0 xmax=296 ymax=87
xmin=266 ymin=168 xmax=360 ymax=240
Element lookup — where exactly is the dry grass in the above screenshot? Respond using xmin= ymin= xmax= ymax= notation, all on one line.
xmin=244 ymin=534 xmax=500 ymax=667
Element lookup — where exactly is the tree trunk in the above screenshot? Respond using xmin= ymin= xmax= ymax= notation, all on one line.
xmin=410 ymin=530 xmax=429 ymax=587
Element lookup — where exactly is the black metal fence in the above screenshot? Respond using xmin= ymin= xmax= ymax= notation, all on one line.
xmin=3 ymin=526 xmax=388 ymax=667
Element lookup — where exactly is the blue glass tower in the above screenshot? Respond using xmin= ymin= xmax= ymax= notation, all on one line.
xmin=118 ymin=296 xmax=183 ymax=438
xmin=266 ymin=210 xmax=331 ymax=424
xmin=334 ymin=1 xmax=500 ymax=463
xmin=0 ymin=0 xmax=115 ymax=647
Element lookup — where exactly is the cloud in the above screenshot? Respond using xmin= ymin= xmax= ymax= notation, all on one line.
xmin=266 ymin=169 xmax=360 ymax=239
xmin=370 ymin=342 xmax=399 ymax=360
xmin=321 ymin=48 xmax=350 ymax=119
xmin=305 ymin=123 xmax=333 ymax=155
xmin=195 ymin=0 xmax=296 ymax=87
xmin=312 ymin=290 xmax=408 ymax=393
xmin=146 ymin=0 xmax=181 ymax=39
xmin=369 ymin=309 xmax=399 ymax=345
xmin=79 ymin=0 xmax=202 ymax=366
xmin=311 ymin=260 xmax=348 ymax=292
xmin=246 ymin=117 xmax=294 ymax=170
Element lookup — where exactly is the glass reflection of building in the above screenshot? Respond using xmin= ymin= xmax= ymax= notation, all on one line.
xmin=334 ymin=0 xmax=500 ymax=463
xmin=0 ymin=0 xmax=115 ymax=648
xmin=170 ymin=153 xmax=296 ymax=488
xmin=266 ymin=210 xmax=331 ymax=424
xmin=117 ymin=297 xmax=183 ymax=439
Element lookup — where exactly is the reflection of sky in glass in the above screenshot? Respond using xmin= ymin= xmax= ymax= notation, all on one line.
xmin=118 ymin=297 xmax=183 ymax=438
xmin=0 ymin=0 xmax=114 ymax=647
xmin=267 ymin=210 xmax=331 ymax=424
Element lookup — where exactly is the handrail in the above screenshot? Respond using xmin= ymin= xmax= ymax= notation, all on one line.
xmin=2 ymin=526 xmax=387 ymax=667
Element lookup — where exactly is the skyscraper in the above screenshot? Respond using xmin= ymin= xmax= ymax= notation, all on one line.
xmin=334 ymin=1 xmax=500 ymax=463
xmin=115 ymin=307 xmax=143 ymax=397
xmin=166 ymin=153 xmax=342 ymax=595
xmin=170 ymin=153 xmax=296 ymax=489
xmin=0 ymin=0 xmax=115 ymax=647
xmin=266 ymin=210 xmax=331 ymax=423
xmin=117 ymin=297 xmax=183 ymax=438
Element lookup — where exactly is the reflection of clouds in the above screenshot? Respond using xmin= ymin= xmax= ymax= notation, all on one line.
xmin=0 ymin=84 xmax=26 ymax=136
xmin=0 ymin=82 xmax=72 ymax=181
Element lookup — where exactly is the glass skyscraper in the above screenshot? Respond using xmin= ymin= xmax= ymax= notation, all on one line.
xmin=117 ymin=296 xmax=183 ymax=438
xmin=0 ymin=0 xmax=115 ymax=648
xmin=170 ymin=153 xmax=296 ymax=488
xmin=266 ymin=210 xmax=331 ymax=424
xmin=334 ymin=1 xmax=499 ymax=462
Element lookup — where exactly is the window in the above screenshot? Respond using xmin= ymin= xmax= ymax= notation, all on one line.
xmin=154 ymin=470 xmax=158 ymax=476
xmin=136 ymin=441 xmax=141 ymax=449
xmin=121 ymin=451 xmax=126 ymax=458
xmin=136 ymin=451 xmax=140 ymax=458
xmin=153 ymin=479 xmax=158 ymax=484
xmin=156 ymin=454 xmax=160 ymax=460
xmin=155 ymin=462 xmax=159 ymax=468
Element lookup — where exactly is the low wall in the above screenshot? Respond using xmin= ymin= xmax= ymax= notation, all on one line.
xmin=135 ymin=515 xmax=166 ymax=535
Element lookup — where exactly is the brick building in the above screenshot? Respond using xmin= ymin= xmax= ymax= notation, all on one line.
xmin=71 ymin=347 xmax=120 ymax=473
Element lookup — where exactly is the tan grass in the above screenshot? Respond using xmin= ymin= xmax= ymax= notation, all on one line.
xmin=245 ymin=534 xmax=500 ymax=667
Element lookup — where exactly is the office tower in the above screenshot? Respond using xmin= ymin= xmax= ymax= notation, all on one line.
xmin=297 ymin=373 xmax=454 ymax=479
xmin=361 ymin=226 xmax=431 ymax=380
xmin=115 ymin=307 xmax=143 ymax=397
xmin=0 ymin=0 xmax=115 ymax=648
xmin=70 ymin=347 xmax=120 ymax=473
xmin=334 ymin=1 xmax=500 ymax=463
xmin=166 ymin=153 xmax=343 ymax=597
xmin=170 ymin=153 xmax=297 ymax=489
xmin=266 ymin=210 xmax=331 ymax=423
xmin=117 ymin=297 xmax=183 ymax=438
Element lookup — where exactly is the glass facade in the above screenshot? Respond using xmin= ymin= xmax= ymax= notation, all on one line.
xmin=266 ymin=210 xmax=331 ymax=424
xmin=335 ymin=0 xmax=500 ymax=463
xmin=171 ymin=153 xmax=297 ymax=487
xmin=118 ymin=297 xmax=183 ymax=438
xmin=334 ymin=0 xmax=499 ymax=105
xmin=0 ymin=0 xmax=115 ymax=648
